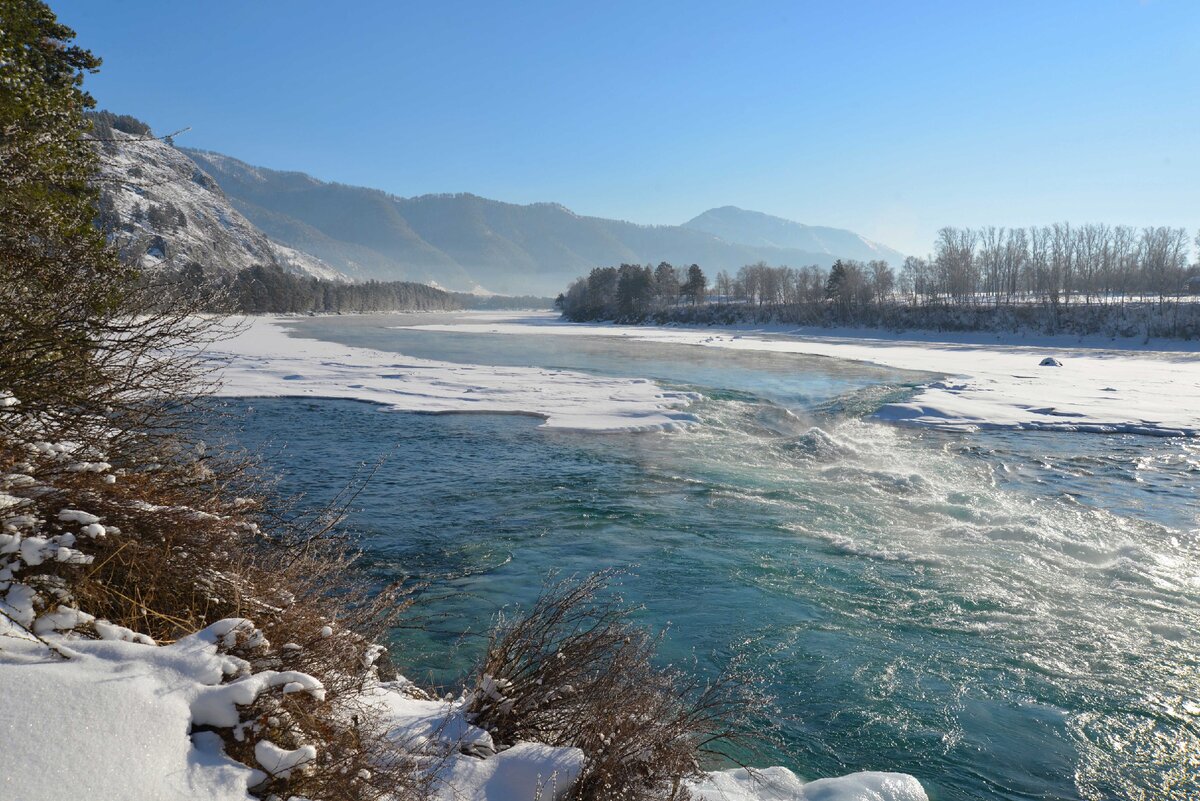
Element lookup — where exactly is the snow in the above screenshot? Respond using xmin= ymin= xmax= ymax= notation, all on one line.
xmin=254 ymin=739 xmax=317 ymax=779
xmin=400 ymin=312 xmax=1200 ymax=437
xmin=0 ymin=626 xmax=270 ymax=801
xmin=689 ymin=767 xmax=928 ymax=801
xmin=368 ymin=679 xmax=587 ymax=799
xmin=94 ymin=129 xmax=344 ymax=281
xmin=0 ymin=615 xmax=929 ymax=801
xmin=209 ymin=316 xmax=701 ymax=432
xmin=435 ymin=742 xmax=584 ymax=801
xmin=58 ymin=509 xmax=101 ymax=525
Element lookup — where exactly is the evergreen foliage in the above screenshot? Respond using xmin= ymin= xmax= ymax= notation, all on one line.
xmin=0 ymin=0 xmax=146 ymax=431
xmin=200 ymin=263 xmax=462 ymax=314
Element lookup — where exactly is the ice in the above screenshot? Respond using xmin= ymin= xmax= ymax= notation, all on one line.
xmin=210 ymin=316 xmax=701 ymax=433
xmin=403 ymin=312 xmax=1200 ymax=437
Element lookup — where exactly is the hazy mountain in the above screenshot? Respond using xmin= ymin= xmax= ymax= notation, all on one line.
xmin=88 ymin=113 xmax=342 ymax=280
xmin=183 ymin=149 xmax=905 ymax=296
xmin=684 ymin=206 xmax=906 ymax=265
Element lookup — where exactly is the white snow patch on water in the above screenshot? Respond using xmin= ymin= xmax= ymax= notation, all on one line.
xmin=209 ymin=317 xmax=700 ymax=432
xmin=402 ymin=312 xmax=1200 ymax=437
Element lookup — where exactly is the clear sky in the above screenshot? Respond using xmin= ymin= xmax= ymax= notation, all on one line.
xmin=54 ymin=0 xmax=1198 ymax=256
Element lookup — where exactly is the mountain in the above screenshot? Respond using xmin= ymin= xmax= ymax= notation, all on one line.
xmin=683 ymin=206 xmax=906 ymax=266
xmin=182 ymin=149 xmax=905 ymax=296
xmin=88 ymin=113 xmax=343 ymax=281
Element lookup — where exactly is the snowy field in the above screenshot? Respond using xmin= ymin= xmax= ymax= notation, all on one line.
xmin=402 ymin=312 xmax=1200 ymax=437
xmin=208 ymin=316 xmax=700 ymax=432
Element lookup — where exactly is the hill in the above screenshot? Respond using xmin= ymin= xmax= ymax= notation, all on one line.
xmin=88 ymin=112 xmax=343 ymax=280
xmin=683 ymin=206 xmax=906 ymax=265
xmin=183 ymin=148 xmax=905 ymax=296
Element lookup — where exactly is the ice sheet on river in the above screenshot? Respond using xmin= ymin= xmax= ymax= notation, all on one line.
xmin=209 ymin=317 xmax=700 ymax=432
xmin=403 ymin=313 xmax=1200 ymax=437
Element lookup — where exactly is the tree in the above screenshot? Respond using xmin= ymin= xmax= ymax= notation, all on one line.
xmin=825 ymin=260 xmax=848 ymax=301
xmin=934 ymin=227 xmax=978 ymax=303
xmin=617 ymin=263 xmax=653 ymax=319
xmin=0 ymin=0 xmax=218 ymax=455
xmin=714 ymin=269 xmax=734 ymax=302
xmin=653 ymin=262 xmax=679 ymax=307
xmin=1 ymin=0 xmax=118 ymax=415
xmin=683 ymin=264 xmax=706 ymax=305
xmin=868 ymin=260 xmax=894 ymax=306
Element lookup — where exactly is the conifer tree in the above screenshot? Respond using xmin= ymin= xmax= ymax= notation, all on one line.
xmin=0 ymin=0 xmax=218 ymax=455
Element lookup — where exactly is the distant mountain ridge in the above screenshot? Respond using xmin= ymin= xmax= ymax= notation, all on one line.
xmin=182 ymin=148 xmax=907 ymax=296
xmin=683 ymin=206 xmax=906 ymax=266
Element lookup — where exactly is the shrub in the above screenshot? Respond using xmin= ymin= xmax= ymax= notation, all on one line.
xmin=467 ymin=571 xmax=772 ymax=801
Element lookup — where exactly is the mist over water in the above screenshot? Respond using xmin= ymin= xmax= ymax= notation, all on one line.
xmin=222 ymin=315 xmax=1199 ymax=801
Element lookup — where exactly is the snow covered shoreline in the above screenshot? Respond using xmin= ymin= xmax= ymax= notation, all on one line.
xmin=0 ymin=623 xmax=926 ymax=801
xmin=207 ymin=316 xmax=700 ymax=433
xmin=401 ymin=312 xmax=1200 ymax=437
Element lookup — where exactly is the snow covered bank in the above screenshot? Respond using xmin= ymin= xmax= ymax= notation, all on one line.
xmin=402 ymin=313 xmax=1200 ymax=437
xmin=208 ymin=316 xmax=699 ymax=432
xmin=1 ymin=622 xmax=274 ymax=801
xmin=0 ymin=626 xmax=927 ymax=801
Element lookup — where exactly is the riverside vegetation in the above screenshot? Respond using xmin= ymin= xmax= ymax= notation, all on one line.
xmin=0 ymin=2 xmax=766 ymax=799
xmin=557 ymin=225 xmax=1200 ymax=338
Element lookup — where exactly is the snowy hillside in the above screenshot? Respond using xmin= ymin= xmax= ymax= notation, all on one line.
xmin=89 ymin=114 xmax=344 ymax=281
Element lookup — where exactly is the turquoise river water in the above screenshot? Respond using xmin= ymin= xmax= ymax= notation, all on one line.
xmin=217 ymin=314 xmax=1199 ymax=801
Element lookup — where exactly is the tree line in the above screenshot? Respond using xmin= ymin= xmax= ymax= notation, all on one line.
xmin=174 ymin=262 xmax=462 ymax=314
xmin=904 ymin=224 xmax=1197 ymax=307
xmin=556 ymin=263 xmax=709 ymax=320
xmin=557 ymin=224 xmax=1200 ymax=337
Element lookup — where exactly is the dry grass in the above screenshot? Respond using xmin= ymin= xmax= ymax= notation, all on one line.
xmin=0 ymin=427 xmax=429 ymax=800
xmin=467 ymin=571 xmax=773 ymax=801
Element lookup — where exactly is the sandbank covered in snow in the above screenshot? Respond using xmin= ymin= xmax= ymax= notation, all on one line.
xmin=207 ymin=316 xmax=699 ymax=432
xmin=402 ymin=313 xmax=1200 ymax=437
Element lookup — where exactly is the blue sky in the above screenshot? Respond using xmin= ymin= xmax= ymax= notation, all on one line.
xmin=55 ymin=0 xmax=1198 ymax=256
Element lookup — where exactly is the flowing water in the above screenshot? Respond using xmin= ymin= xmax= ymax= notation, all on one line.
xmin=218 ymin=314 xmax=1200 ymax=801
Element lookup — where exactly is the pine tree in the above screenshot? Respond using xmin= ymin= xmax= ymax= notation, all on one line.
xmin=683 ymin=264 xmax=707 ymax=305
xmin=825 ymin=260 xmax=847 ymax=300
xmin=0 ymin=0 xmax=129 ymax=413
xmin=0 ymin=0 xmax=217 ymax=455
